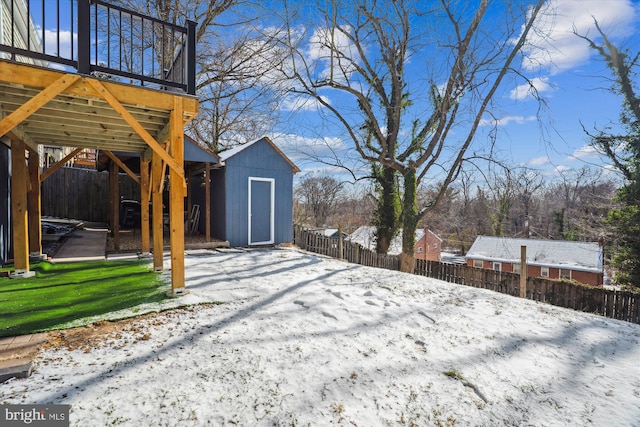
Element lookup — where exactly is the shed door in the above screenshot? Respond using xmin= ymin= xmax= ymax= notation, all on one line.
xmin=248 ymin=177 xmax=275 ymax=245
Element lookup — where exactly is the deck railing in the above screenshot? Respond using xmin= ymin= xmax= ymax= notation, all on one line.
xmin=0 ymin=0 xmax=196 ymax=94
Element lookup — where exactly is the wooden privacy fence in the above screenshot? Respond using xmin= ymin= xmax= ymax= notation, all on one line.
xmin=41 ymin=167 xmax=139 ymax=223
xmin=293 ymin=225 xmax=640 ymax=324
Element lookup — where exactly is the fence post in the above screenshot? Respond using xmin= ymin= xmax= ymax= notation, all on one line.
xmin=520 ymin=245 xmax=527 ymax=298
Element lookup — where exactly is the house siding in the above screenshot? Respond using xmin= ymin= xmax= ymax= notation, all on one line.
xmin=466 ymin=258 xmax=603 ymax=286
xmin=414 ymin=230 xmax=442 ymax=262
xmin=193 ymin=139 xmax=295 ymax=247
xmin=223 ymin=140 xmax=294 ymax=247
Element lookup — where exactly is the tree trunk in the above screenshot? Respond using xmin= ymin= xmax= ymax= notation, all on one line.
xmin=400 ymin=168 xmax=418 ymax=273
xmin=374 ymin=167 xmax=400 ymax=254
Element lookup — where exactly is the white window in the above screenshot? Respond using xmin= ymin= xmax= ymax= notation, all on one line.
xmin=417 ymin=247 xmax=423 ymax=253
xmin=473 ymin=259 xmax=483 ymax=268
xmin=540 ymin=266 xmax=549 ymax=277
xmin=513 ymin=264 xmax=521 ymax=274
xmin=433 ymin=243 xmax=438 ymax=249
xmin=560 ymin=269 xmax=571 ymax=280
xmin=493 ymin=262 xmax=502 ymax=272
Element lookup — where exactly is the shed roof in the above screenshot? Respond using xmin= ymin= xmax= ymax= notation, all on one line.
xmin=219 ymin=136 xmax=300 ymax=173
xmin=465 ymin=236 xmax=603 ymax=273
xmin=98 ymin=135 xmax=219 ymax=172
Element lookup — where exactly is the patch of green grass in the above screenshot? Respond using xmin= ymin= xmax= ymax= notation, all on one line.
xmin=0 ymin=260 xmax=167 ymax=337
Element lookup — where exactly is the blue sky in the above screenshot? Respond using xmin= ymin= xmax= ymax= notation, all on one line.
xmin=268 ymin=0 xmax=640 ymax=184
xmin=15 ymin=0 xmax=640 ymax=185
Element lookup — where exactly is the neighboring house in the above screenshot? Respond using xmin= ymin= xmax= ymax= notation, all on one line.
xmin=346 ymin=226 xmax=442 ymax=261
xmin=465 ymin=236 xmax=604 ymax=287
xmin=193 ymin=136 xmax=300 ymax=247
xmin=310 ymin=228 xmax=349 ymax=240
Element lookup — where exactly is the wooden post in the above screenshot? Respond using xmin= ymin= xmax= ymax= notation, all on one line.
xmin=338 ymin=224 xmax=344 ymax=260
xmin=167 ymin=97 xmax=186 ymax=295
xmin=10 ymin=139 xmax=33 ymax=276
xmin=186 ymin=165 xmax=192 ymax=234
xmin=204 ymin=163 xmax=211 ymax=242
xmin=520 ymin=245 xmax=527 ymax=298
xmin=139 ymin=156 xmax=151 ymax=255
xmin=27 ymin=149 xmax=43 ymax=257
xmin=109 ymin=160 xmax=120 ymax=251
xmin=151 ymin=150 xmax=164 ymax=272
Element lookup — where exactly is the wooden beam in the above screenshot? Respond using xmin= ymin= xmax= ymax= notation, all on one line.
xmin=0 ymin=74 xmax=80 ymax=137
xmin=0 ymin=61 xmax=198 ymax=115
xmin=28 ymin=151 xmax=42 ymax=256
xmin=140 ymin=157 xmax=151 ymax=254
xmin=151 ymin=149 xmax=164 ymax=271
xmin=10 ymin=139 xmax=30 ymax=273
xmin=168 ymin=97 xmax=186 ymax=294
xmin=40 ymin=147 xmax=84 ymax=182
xmin=103 ymin=151 xmax=141 ymax=185
xmin=85 ymin=79 xmax=185 ymax=181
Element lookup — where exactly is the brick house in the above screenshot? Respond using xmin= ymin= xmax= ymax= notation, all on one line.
xmin=465 ymin=236 xmax=604 ymax=287
xmin=347 ymin=226 xmax=443 ymax=261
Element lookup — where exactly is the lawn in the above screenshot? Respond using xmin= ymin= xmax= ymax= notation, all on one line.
xmin=0 ymin=260 xmax=167 ymax=337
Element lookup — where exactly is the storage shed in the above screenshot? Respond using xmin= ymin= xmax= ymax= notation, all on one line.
xmin=192 ymin=136 xmax=299 ymax=246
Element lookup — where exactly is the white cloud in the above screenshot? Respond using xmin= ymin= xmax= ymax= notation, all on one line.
xmin=528 ymin=156 xmax=550 ymax=166
xmin=307 ymin=26 xmax=360 ymax=81
xmin=280 ymin=95 xmax=330 ymax=112
xmin=509 ymin=77 xmax=552 ymax=100
xmin=270 ymin=132 xmax=347 ymax=163
xmin=44 ymin=29 xmax=75 ymax=58
xmin=522 ymin=0 xmax=637 ymax=74
xmin=480 ymin=115 xmax=537 ymax=127
xmin=568 ymin=145 xmax=599 ymax=160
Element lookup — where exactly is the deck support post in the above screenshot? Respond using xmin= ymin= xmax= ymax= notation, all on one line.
xmin=167 ymin=97 xmax=187 ymax=296
xmin=27 ymin=149 xmax=43 ymax=258
xmin=109 ymin=160 xmax=120 ymax=251
xmin=151 ymin=150 xmax=164 ymax=272
xmin=10 ymin=139 xmax=34 ymax=277
xmin=139 ymin=156 xmax=151 ymax=256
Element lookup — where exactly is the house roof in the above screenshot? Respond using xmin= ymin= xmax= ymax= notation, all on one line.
xmin=465 ymin=236 xmax=603 ymax=273
xmin=218 ymin=136 xmax=300 ymax=173
xmin=346 ymin=226 xmax=441 ymax=255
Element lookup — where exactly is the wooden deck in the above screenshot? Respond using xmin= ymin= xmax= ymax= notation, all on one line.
xmin=0 ymin=60 xmax=198 ymax=293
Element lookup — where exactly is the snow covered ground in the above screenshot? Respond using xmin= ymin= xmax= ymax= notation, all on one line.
xmin=2 ymin=247 xmax=640 ymax=426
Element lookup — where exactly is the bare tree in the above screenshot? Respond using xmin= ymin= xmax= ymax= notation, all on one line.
xmin=295 ymin=174 xmax=344 ymax=227
xmin=575 ymin=20 xmax=640 ymax=287
xmin=116 ymin=0 xmax=284 ymax=150
xmin=275 ymin=0 xmax=546 ymax=271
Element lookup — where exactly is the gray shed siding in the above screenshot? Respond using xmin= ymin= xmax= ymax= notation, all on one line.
xmin=0 ymin=142 xmax=12 ymax=266
xmin=223 ymin=140 xmax=294 ymax=246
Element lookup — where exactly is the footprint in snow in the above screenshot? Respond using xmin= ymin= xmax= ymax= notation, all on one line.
xmin=322 ymin=311 xmax=338 ymax=320
xmin=418 ymin=311 xmax=436 ymax=324
xmin=365 ymin=300 xmax=379 ymax=306
xmin=326 ymin=289 xmax=344 ymax=300
xmin=293 ymin=300 xmax=309 ymax=309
